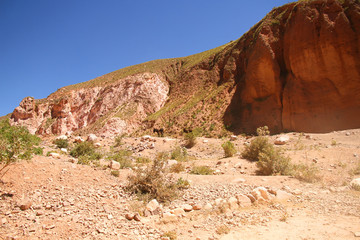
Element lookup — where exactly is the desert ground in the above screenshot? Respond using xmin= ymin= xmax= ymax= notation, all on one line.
xmin=0 ymin=129 xmax=360 ymax=240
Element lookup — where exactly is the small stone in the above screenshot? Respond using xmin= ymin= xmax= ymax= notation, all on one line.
xmin=228 ymin=197 xmax=238 ymax=210
xmin=183 ymin=204 xmax=193 ymax=212
xmin=172 ymin=208 xmax=185 ymax=216
xmin=162 ymin=212 xmax=177 ymax=222
xmin=1 ymin=218 xmax=7 ymax=224
xmin=19 ymin=200 xmax=32 ymax=211
xmin=232 ymin=178 xmax=245 ymax=183
xmin=56 ymin=135 xmax=68 ymax=140
xmin=247 ymin=194 xmax=256 ymax=203
xmin=354 ymin=232 xmax=360 ymax=237
xmin=125 ymin=213 xmax=134 ymax=220
xmin=49 ymin=152 xmax=60 ymax=159
xmin=236 ymin=194 xmax=252 ymax=207
xmin=94 ymin=142 xmax=101 ymax=148
xmin=146 ymin=199 xmax=160 ymax=213
xmin=203 ymin=203 xmax=213 ymax=210
xmin=74 ymin=136 xmax=84 ymax=143
xmin=274 ymin=135 xmax=290 ymax=145
xmin=230 ymin=135 xmax=238 ymax=141
xmin=60 ymin=148 xmax=68 ymax=153
xmin=110 ymin=160 xmax=120 ymax=170
xmin=192 ymin=204 xmax=202 ymax=210
xmin=87 ymin=134 xmax=97 ymax=142
xmin=133 ymin=213 xmax=141 ymax=221
xmin=275 ymin=190 xmax=292 ymax=202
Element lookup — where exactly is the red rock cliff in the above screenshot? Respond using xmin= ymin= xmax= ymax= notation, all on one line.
xmin=223 ymin=0 xmax=360 ymax=133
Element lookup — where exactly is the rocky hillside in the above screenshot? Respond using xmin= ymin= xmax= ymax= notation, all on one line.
xmin=10 ymin=0 xmax=360 ymax=137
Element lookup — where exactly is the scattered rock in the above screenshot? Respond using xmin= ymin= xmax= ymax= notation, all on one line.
xmin=230 ymin=135 xmax=238 ymax=141
xmin=133 ymin=213 xmax=141 ymax=221
xmin=228 ymin=197 xmax=238 ymax=209
xmin=125 ymin=213 xmax=134 ymax=220
xmin=87 ymin=134 xmax=98 ymax=142
xmin=350 ymin=178 xmax=360 ymax=190
xmin=162 ymin=212 xmax=177 ymax=222
xmin=275 ymin=190 xmax=292 ymax=202
xmin=49 ymin=152 xmax=60 ymax=159
xmin=236 ymin=194 xmax=252 ymax=207
xmin=172 ymin=208 xmax=185 ymax=216
xmin=56 ymin=135 xmax=68 ymax=140
xmin=183 ymin=204 xmax=193 ymax=212
xmin=146 ymin=199 xmax=160 ymax=213
xmin=274 ymin=135 xmax=290 ymax=145
xmin=74 ymin=136 xmax=84 ymax=143
xmin=60 ymin=148 xmax=68 ymax=153
xmin=110 ymin=160 xmax=120 ymax=170
xmin=19 ymin=200 xmax=32 ymax=211
xmin=192 ymin=204 xmax=202 ymax=210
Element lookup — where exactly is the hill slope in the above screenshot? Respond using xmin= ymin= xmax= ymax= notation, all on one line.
xmin=10 ymin=0 xmax=360 ymax=137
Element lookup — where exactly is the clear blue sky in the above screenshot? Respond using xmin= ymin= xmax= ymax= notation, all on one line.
xmin=0 ymin=0 xmax=291 ymax=116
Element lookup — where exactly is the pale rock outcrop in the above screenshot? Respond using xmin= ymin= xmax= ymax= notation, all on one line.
xmin=11 ymin=73 xmax=169 ymax=137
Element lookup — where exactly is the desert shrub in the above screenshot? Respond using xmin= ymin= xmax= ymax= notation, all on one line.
xmin=127 ymin=152 xmax=179 ymax=203
xmin=222 ymin=141 xmax=236 ymax=158
xmin=184 ymin=132 xmax=197 ymax=148
xmin=135 ymin=156 xmax=151 ymax=164
xmin=70 ymin=141 xmax=101 ymax=160
xmin=292 ymin=163 xmax=321 ymax=183
xmin=0 ymin=120 xmax=41 ymax=178
xmin=169 ymin=162 xmax=185 ymax=173
xmin=176 ymin=177 xmax=190 ymax=189
xmin=170 ymin=146 xmax=188 ymax=161
xmin=190 ymin=165 xmax=214 ymax=175
xmin=109 ymin=150 xmax=133 ymax=169
xmin=241 ymin=127 xmax=272 ymax=162
xmin=33 ymin=147 xmax=43 ymax=155
xmin=77 ymin=155 xmax=92 ymax=165
xmin=53 ymin=138 xmax=69 ymax=149
xmin=114 ymin=134 xmax=126 ymax=147
xmin=256 ymin=147 xmax=292 ymax=176
xmin=161 ymin=231 xmax=177 ymax=240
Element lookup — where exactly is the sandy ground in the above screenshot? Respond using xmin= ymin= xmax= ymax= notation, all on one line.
xmin=0 ymin=129 xmax=359 ymax=239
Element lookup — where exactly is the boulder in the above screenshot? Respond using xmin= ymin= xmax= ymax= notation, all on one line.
xmin=236 ymin=194 xmax=252 ymax=207
xmin=87 ymin=134 xmax=97 ymax=142
xmin=49 ymin=152 xmax=60 ymax=159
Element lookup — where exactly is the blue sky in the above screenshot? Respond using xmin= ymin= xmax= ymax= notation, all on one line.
xmin=0 ymin=0 xmax=291 ymax=116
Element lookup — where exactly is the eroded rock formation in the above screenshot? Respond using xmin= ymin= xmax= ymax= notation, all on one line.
xmin=11 ymin=73 xmax=169 ymax=136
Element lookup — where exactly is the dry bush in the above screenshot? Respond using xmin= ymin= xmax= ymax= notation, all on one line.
xmin=184 ymin=132 xmax=197 ymax=148
xmin=170 ymin=162 xmax=185 ymax=173
xmin=161 ymin=231 xmax=177 ymax=240
xmin=53 ymin=138 xmax=69 ymax=149
xmin=109 ymin=149 xmax=133 ymax=169
xmin=292 ymin=163 xmax=321 ymax=183
xmin=256 ymin=147 xmax=292 ymax=176
xmin=127 ymin=152 xmax=179 ymax=203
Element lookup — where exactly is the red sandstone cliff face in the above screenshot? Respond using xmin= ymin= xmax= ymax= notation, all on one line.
xmin=222 ymin=0 xmax=360 ymax=133
xmin=9 ymin=0 xmax=360 ymax=136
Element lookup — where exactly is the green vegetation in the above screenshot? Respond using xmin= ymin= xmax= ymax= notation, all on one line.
xmin=241 ymin=126 xmax=271 ymax=162
xmin=111 ymin=170 xmax=120 ymax=177
xmin=256 ymin=147 xmax=292 ymax=176
xmin=70 ymin=141 xmax=102 ymax=164
xmin=190 ymin=165 xmax=214 ymax=175
xmin=184 ymin=131 xmax=197 ymax=148
xmin=53 ymin=138 xmax=69 ymax=149
xmin=216 ymin=225 xmax=231 ymax=235
xmin=127 ymin=152 xmax=180 ymax=203
xmin=222 ymin=141 xmax=237 ymax=158
xmin=170 ymin=146 xmax=188 ymax=162
xmin=109 ymin=150 xmax=133 ymax=169
xmin=0 ymin=120 xmax=41 ymax=178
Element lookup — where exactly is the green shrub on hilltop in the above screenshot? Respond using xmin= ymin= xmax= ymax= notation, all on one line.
xmin=0 ymin=119 xmax=41 ymax=178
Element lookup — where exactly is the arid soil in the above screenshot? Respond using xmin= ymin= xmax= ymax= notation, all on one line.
xmin=0 ymin=129 xmax=360 ymax=240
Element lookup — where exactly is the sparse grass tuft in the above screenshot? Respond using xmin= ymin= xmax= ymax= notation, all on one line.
xmin=190 ymin=165 xmax=214 ymax=175
xmin=256 ymin=147 xmax=292 ymax=176
xmin=222 ymin=141 xmax=237 ymax=158
xmin=70 ymin=141 xmax=102 ymax=163
xmin=169 ymin=162 xmax=185 ymax=173
xmin=292 ymin=163 xmax=321 ymax=183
